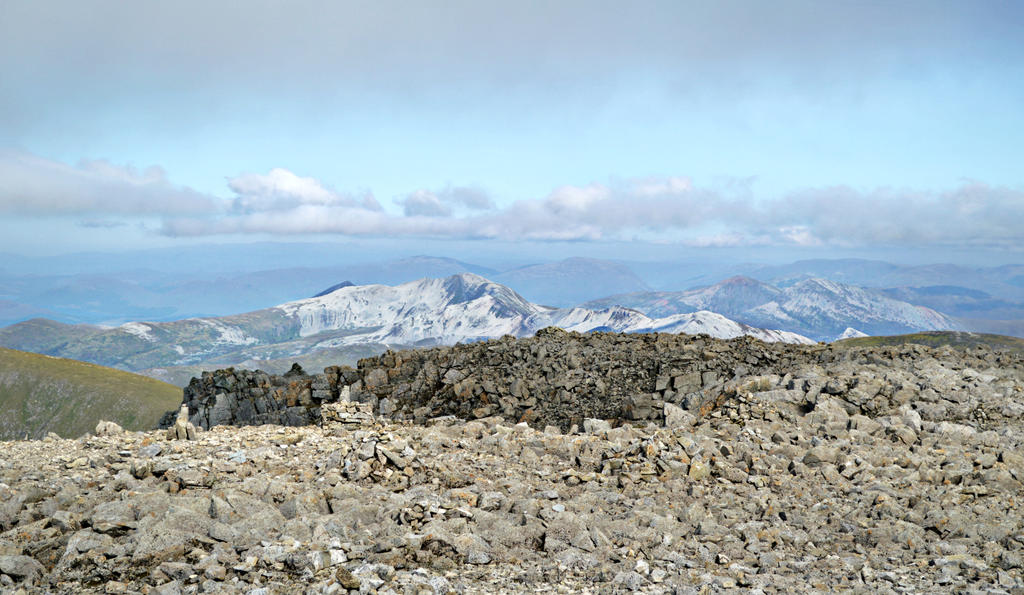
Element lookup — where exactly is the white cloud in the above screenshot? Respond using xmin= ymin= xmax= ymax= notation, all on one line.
xmin=3 ymin=153 xmax=1018 ymax=251
xmin=191 ymin=173 xmax=1024 ymax=250
xmin=227 ymin=168 xmax=380 ymax=213
xmin=443 ymin=186 xmax=495 ymax=210
xmin=0 ymin=151 xmax=216 ymax=215
xmin=397 ymin=190 xmax=451 ymax=217
xmin=395 ymin=185 xmax=495 ymax=217
xmin=632 ymin=176 xmax=693 ymax=197
xmin=544 ymin=184 xmax=610 ymax=215
xmin=767 ymin=182 xmax=1024 ymax=248
xmin=159 ymin=171 xmax=1024 ymax=252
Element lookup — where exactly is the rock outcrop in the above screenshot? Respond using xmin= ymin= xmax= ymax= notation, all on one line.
xmin=165 ymin=365 xmax=361 ymax=432
xmin=174 ymin=328 xmax=1024 ymax=438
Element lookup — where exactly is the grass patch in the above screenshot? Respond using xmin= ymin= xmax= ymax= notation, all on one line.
xmin=835 ymin=331 xmax=1024 ymax=352
xmin=0 ymin=347 xmax=182 ymax=440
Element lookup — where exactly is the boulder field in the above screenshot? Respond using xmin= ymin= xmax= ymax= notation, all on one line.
xmin=0 ymin=330 xmax=1022 ymax=593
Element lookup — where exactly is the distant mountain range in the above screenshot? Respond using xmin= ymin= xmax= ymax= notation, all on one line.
xmin=583 ymin=275 xmax=959 ymax=341
xmin=746 ymin=259 xmax=1024 ymax=302
xmin=0 ymin=255 xmax=636 ymax=326
xmin=1 ymin=252 xmax=1021 ymax=388
xmin=0 ymin=274 xmax=812 ymax=385
xmin=2 ymin=254 xmax=1022 ymax=337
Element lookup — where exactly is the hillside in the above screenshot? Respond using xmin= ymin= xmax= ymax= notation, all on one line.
xmin=836 ymin=330 xmax=1024 ymax=352
xmin=0 ymin=347 xmax=181 ymax=440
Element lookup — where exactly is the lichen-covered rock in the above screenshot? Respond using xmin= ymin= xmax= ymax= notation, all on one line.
xmin=94 ymin=420 xmax=124 ymax=436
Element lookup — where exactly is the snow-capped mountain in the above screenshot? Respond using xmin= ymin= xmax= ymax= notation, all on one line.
xmin=0 ymin=274 xmax=813 ymax=383
xmin=278 ymin=274 xmax=812 ymax=347
xmin=584 ymin=276 xmax=959 ymax=341
xmin=836 ymin=327 xmax=869 ymax=340
xmin=279 ymin=274 xmax=538 ymax=345
xmin=742 ymin=278 xmax=958 ymax=340
xmin=639 ymin=311 xmax=813 ymax=344
xmin=672 ymin=276 xmax=783 ymax=314
xmin=582 ymin=276 xmax=782 ymax=318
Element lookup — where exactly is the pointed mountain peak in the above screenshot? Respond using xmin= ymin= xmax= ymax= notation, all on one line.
xmin=791 ymin=277 xmax=845 ymax=292
xmin=716 ymin=275 xmax=764 ymax=286
xmin=837 ymin=327 xmax=869 ymax=340
xmin=437 ymin=272 xmax=505 ymax=301
xmin=704 ymin=276 xmax=780 ymax=293
xmin=312 ymin=281 xmax=355 ymax=298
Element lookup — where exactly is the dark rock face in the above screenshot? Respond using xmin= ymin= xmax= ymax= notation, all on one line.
xmin=168 ymin=366 xmax=360 ymax=431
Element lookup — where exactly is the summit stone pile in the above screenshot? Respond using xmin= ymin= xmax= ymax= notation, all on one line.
xmin=176 ymin=328 xmax=1024 ymax=436
xmin=166 ymin=363 xmax=360 ymax=432
xmin=0 ymin=330 xmax=1022 ymax=593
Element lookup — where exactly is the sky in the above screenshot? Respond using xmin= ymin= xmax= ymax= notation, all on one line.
xmin=1 ymin=1 xmax=1023 ymax=264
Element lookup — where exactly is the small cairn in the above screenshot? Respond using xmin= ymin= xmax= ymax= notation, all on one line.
xmin=166 ymin=405 xmax=199 ymax=440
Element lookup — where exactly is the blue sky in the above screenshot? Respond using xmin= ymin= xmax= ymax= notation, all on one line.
xmin=1 ymin=1 xmax=1022 ymax=262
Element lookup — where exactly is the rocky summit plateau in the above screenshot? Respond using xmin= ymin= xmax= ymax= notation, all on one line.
xmin=1 ymin=330 xmax=1023 ymax=594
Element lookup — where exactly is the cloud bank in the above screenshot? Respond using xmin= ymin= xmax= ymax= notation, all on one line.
xmin=228 ymin=168 xmax=381 ymax=213
xmin=395 ymin=186 xmax=495 ymax=217
xmin=4 ymin=1 xmax=1017 ymax=97
xmin=3 ymin=151 xmax=1020 ymax=251
xmin=3 ymin=0 xmax=1021 ymax=151
xmin=164 ymin=167 xmax=1023 ymax=250
xmin=0 ymin=151 xmax=215 ymax=215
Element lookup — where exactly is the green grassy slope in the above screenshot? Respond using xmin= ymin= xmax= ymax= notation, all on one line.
xmin=0 ymin=347 xmax=182 ymax=440
xmin=835 ymin=331 xmax=1024 ymax=352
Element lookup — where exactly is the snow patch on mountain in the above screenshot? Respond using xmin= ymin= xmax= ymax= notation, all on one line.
xmin=747 ymin=301 xmax=798 ymax=323
xmin=782 ymin=279 xmax=955 ymax=328
xmin=534 ymin=306 xmax=652 ymax=334
xmin=119 ymin=322 xmax=156 ymax=342
xmin=196 ymin=319 xmax=259 ymax=346
xmin=640 ymin=311 xmax=816 ymax=344
xmin=837 ymin=327 xmax=869 ymax=340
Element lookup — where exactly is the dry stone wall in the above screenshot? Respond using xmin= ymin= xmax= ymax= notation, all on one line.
xmin=168 ymin=328 xmax=1024 ymax=437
